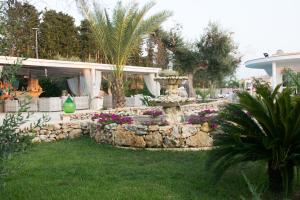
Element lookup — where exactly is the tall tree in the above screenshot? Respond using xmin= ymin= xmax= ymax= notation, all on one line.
xmin=174 ymin=45 xmax=203 ymax=97
xmin=145 ymin=34 xmax=155 ymax=67
xmin=4 ymin=1 xmax=40 ymax=57
xmin=78 ymin=19 xmax=105 ymax=62
xmin=172 ymin=23 xmax=240 ymax=97
xmin=127 ymin=40 xmax=144 ymax=66
xmin=146 ymin=28 xmax=169 ymax=69
xmin=152 ymin=29 xmax=169 ymax=68
xmin=195 ymin=23 xmax=240 ymax=86
xmin=39 ymin=10 xmax=79 ymax=59
xmin=76 ymin=0 xmax=171 ymax=108
xmin=160 ymin=25 xmax=201 ymax=97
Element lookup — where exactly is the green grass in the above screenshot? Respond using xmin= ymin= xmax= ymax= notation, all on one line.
xmin=0 ymin=137 xmax=267 ymax=200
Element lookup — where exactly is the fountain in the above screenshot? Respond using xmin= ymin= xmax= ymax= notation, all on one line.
xmin=149 ymin=69 xmax=195 ymax=124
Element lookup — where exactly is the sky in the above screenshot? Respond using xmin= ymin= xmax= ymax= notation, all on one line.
xmin=29 ymin=0 xmax=300 ymax=79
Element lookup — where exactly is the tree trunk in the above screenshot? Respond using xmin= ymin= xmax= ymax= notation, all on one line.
xmin=111 ymin=75 xmax=125 ymax=108
xmin=268 ymin=160 xmax=283 ymax=193
xmin=187 ymin=72 xmax=196 ymax=97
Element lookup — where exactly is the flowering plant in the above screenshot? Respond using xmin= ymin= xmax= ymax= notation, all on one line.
xmin=187 ymin=109 xmax=218 ymax=129
xmin=142 ymin=109 xmax=163 ymax=117
xmin=92 ymin=113 xmax=133 ymax=127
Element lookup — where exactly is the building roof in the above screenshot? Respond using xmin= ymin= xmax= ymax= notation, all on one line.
xmin=0 ymin=56 xmax=161 ymax=77
xmin=245 ymin=52 xmax=300 ymax=69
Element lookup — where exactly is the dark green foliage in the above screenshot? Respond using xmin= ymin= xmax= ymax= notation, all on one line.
xmin=3 ymin=1 xmax=40 ymax=57
xmin=240 ymin=172 xmax=266 ymax=200
xmin=195 ymin=23 xmax=240 ymax=85
xmin=78 ymin=19 xmax=101 ymax=62
xmin=282 ymin=68 xmax=300 ymax=93
xmin=207 ymin=82 xmax=300 ymax=196
xmin=0 ymin=58 xmax=23 ymax=84
xmin=39 ymin=77 xmax=67 ymax=97
xmin=195 ymin=88 xmax=210 ymax=102
xmin=39 ymin=10 xmax=79 ymax=59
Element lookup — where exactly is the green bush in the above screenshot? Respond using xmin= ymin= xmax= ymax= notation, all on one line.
xmin=207 ymin=82 xmax=300 ymax=197
xmin=39 ymin=77 xmax=68 ymax=97
xmin=0 ymin=98 xmax=49 ymax=187
xmin=196 ymin=88 xmax=210 ymax=102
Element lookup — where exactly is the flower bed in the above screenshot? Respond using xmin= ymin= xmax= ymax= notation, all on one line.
xmin=187 ymin=109 xmax=218 ymax=129
xmin=92 ymin=113 xmax=133 ymax=129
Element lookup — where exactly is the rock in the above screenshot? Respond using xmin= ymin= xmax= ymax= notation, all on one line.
xmin=124 ymin=124 xmax=137 ymax=132
xmin=163 ymin=137 xmax=181 ymax=148
xmin=159 ymin=126 xmax=172 ymax=136
xmin=69 ymin=123 xmax=81 ymax=129
xmin=80 ymin=121 xmax=89 ymax=127
xmin=171 ymin=126 xmax=181 ymax=139
xmin=135 ymin=130 xmax=148 ymax=135
xmin=57 ymin=134 xmax=65 ymax=140
xmin=181 ymin=125 xmax=198 ymax=138
xmin=52 ymin=124 xmax=61 ymax=130
xmin=145 ymin=132 xmax=163 ymax=147
xmin=133 ymin=136 xmax=146 ymax=148
xmin=201 ymin=122 xmax=210 ymax=132
xmin=63 ymin=128 xmax=72 ymax=133
xmin=137 ymin=125 xmax=148 ymax=131
xmin=69 ymin=129 xmax=82 ymax=139
xmin=32 ymin=137 xmax=41 ymax=144
xmin=45 ymin=125 xmax=54 ymax=131
xmin=94 ymin=130 xmax=112 ymax=144
xmin=114 ymin=130 xmax=146 ymax=148
xmin=148 ymin=125 xmax=159 ymax=131
xmin=39 ymin=130 xmax=48 ymax=135
xmin=48 ymin=137 xmax=56 ymax=142
xmin=39 ymin=135 xmax=47 ymax=141
xmin=33 ymin=127 xmax=41 ymax=132
xmin=186 ymin=131 xmax=213 ymax=147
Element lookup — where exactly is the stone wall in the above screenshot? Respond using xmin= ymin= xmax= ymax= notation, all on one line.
xmin=29 ymin=121 xmax=90 ymax=143
xmin=90 ymin=122 xmax=213 ymax=148
xmin=59 ymin=100 xmax=227 ymax=123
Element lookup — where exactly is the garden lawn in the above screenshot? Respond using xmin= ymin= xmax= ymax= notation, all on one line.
xmin=0 ymin=137 xmax=266 ymax=200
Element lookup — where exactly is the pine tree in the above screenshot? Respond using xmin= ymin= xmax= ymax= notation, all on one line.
xmin=78 ymin=19 xmax=104 ymax=62
xmin=4 ymin=1 xmax=40 ymax=57
xmin=39 ymin=10 xmax=80 ymax=59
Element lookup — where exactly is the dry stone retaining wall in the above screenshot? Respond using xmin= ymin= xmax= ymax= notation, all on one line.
xmin=29 ymin=121 xmax=90 ymax=143
xmin=90 ymin=122 xmax=213 ymax=148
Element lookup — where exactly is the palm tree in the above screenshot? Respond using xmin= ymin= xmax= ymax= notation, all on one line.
xmin=207 ymin=82 xmax=300 ymax=196
xmin=76 ymin=0 xmax=171 ymax=108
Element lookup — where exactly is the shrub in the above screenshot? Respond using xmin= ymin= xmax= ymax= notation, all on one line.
xmin=206 ymin=82 xmax=300 ymax=196
xmin=0 ymin=98 xmax=49 ymax=187
xmin=196 ymin=88 xmax=210 ymax=102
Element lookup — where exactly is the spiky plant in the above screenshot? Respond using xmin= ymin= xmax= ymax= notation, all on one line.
xmin=76 ymin=0 xmax=171 ymax=108
xmin=207 ymin=82 xmax=300 ymax=196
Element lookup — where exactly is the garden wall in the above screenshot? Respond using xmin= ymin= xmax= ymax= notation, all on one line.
xmin=28 ymin=121 xmax=90 ymax=143
xmin=25 ymin=100 xmax=226 ymax=148
xmin=90 ymin=123 xmax=213 ymax=148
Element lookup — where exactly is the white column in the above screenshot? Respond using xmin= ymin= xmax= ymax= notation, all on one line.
xmin=276 ymin=67 xmax=283 ymax=91
xmin=91 ymin=68 xmax=96 ymax=98
xmin=272 ymin=62 xmax=277 ymax=90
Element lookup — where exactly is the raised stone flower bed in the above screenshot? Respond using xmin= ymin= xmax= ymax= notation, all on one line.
xmin=90 ymin=122 xmax=213 ymax=148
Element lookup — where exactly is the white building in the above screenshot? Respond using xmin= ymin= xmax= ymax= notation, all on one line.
xmin=245 ymin=50 xmax=300 ymax=89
